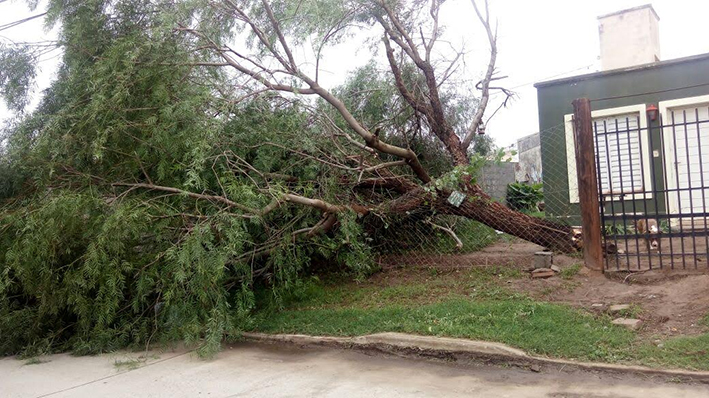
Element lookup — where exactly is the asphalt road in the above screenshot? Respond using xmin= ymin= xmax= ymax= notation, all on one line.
xmin=1 ymin=342 xmax=707 ymax=398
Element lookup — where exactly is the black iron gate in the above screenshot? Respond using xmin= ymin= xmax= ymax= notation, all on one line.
xmin=595 ymin=106 xmax=709 ymax=270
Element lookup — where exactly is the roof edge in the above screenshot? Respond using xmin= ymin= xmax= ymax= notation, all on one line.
xmin=534 ymin=52 xmax=709 ymax=89
xmin=597 ymin=4 xmax=660 ymax=22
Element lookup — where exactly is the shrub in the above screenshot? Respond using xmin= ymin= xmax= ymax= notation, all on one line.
xmin=506 ymin=182 xmax=543 ymax=211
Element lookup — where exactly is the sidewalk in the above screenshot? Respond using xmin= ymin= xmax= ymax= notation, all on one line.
xmin=1 ymin=341 xmax=707 ymax=398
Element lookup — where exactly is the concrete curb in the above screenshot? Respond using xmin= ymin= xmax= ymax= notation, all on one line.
xmin=243 ymin=332 xmax=709 ymax=383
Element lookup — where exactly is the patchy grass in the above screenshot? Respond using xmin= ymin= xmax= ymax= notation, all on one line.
xmin=114 ymin=358 xmax=143 ymax=371
xmin=252 ymin=266 xmax=709 ymax=370
xmin=616 ymin=304 xmax=643 ymax=319
xmin=253 ymin=268 xmax=633 ymax=362
xmin=523 ymin=210 xmax=546 ymax=219
xmin=113 ymin=356 xmax=151 ymax=371
xmin=701 ymin=313 xmax=709 ymax=328
xmin=560 ymin=263 xmax=582 ymax=280
xmin=23 ymin=357 xmax=46 ymax=365
xmin=635 ymin=334 xmax=709 ymax=370
xmin=278 ymin=267 xmax=525 ymax=311
xmin=254 ymin=298 xmax=633 ymax=361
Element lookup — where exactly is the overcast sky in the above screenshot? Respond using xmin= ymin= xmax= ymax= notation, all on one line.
xmin=2 ymin=0 xmax=709 ymax=148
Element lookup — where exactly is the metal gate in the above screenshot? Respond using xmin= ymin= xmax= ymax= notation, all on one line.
xmin=595 ymin=105 xmax=709 ymax=270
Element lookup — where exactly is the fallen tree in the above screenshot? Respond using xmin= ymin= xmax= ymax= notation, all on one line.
xmin=168 ymin=0 xmax=576 ymax=251
xmin=0 ymin=0 xmax=576 ymax=356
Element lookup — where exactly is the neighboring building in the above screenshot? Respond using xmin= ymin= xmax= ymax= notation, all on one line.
xmin=535 ymin=4 xmax=709 ymax=222
xmin=515 ymin=132 xmax=542 ymax=184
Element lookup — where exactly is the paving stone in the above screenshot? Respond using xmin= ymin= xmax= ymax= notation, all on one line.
xmin=612 ymin=318 xmax=642 ymax=330
xmin=531 ymin=269 xmax=555 ymax=279
xmin=609 ymin=304 xmax=631 ymax=313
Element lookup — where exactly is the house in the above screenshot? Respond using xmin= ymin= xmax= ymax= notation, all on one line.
xmin=535 ymin=4 xmax=709 ymax=225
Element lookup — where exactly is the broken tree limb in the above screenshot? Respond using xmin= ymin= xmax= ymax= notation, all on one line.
xmin=112 ymin=182 xmax=258 ymax=215
xmin=113 ymin=183 xmax=369 ymax=219
xmin=426 ymin=220 xmax=463 ymax=250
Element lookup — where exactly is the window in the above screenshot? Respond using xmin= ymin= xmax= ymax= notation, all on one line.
xmin=564 ymin=104 xmax=652 ymax=203
xmin=594 ymin=114 xmax=644 ymax=195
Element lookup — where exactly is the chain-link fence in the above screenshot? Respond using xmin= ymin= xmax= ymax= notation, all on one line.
xmin=371 ymin=124 xmax=583 ymax=269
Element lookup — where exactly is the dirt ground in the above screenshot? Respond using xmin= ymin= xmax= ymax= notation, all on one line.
xmin=375 ymin=240 xmax=709 ymax=338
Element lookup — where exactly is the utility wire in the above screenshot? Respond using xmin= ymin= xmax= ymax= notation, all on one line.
xmin=498 ymin=63 xmax=595 ymax=94
xmin=0 ymin=12 xmax=47 ymax=33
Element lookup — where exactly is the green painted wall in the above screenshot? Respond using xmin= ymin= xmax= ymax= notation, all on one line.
xmin=535 ymin=54 xmax=709 ymax=224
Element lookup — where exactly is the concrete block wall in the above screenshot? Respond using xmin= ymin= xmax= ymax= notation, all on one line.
xmin=479 ymin=162 xmax=517 ymax=202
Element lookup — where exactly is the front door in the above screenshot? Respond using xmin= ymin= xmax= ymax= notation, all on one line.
xmin=663 ymin=103 xmax=709 ymax=225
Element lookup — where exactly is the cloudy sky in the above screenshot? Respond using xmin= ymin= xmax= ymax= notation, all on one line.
xmin=2 ymin=0 xmax=709 ymax=148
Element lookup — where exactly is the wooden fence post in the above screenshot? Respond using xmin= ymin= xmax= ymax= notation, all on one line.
xmin=572 ymin=98 xmax=604 ymax=272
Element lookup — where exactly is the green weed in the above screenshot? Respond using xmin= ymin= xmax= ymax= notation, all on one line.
xmin=559 ymin=263 xmax=582 ymax=279
xmin=23 ymin=357 xmax=46 ymax=366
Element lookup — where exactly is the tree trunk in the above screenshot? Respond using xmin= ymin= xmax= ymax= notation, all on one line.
xmin=379 ymin=182 xmax=576 ymax=253
xmin=441 ymin=184 xmax=575 ymax=252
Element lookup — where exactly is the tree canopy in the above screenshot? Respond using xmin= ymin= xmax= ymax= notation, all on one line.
xmin=0 ymin=0 xmax=574 ymax=357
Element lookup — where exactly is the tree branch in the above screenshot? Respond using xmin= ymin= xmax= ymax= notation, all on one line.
xmin=382 ymin=35 xmax=432 ymax=118
xmin=112 ymin=182 xmax=258 ymax=215
xmin=426 ymin=220 xmax=463 ymax=250
xmin=198 ymin=3 xmax=433 ymax=183
xmin=462 ymin=0 xmax=497 ymax=150
xmin=112 ymin=183 xmax=368 ymax=218
xmin=260 ymin=0 xmax=298 ymax=70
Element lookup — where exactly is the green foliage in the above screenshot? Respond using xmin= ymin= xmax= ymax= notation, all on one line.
xmin=506 ymin=182 xmax=543 ymax=211
xmin=0 ymin=0 xmax=501 ymax=357
xmin=471 ymin=134 xmax=496 ymax=157
xmin=0 ymin=45 xmax=36 ymax=112
xmin=0 ymin=0 xmax=378 ymax=357
xmin=559 ymin=263 xmax=582 ymax=280
xmin=603 ymin=224 xmax=629 ymax=235
xmin=329 ymin=61 xmax=482 ymax=179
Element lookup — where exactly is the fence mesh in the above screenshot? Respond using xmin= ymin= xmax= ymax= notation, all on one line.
xmin=372 ymin=123 xmax=582 ymax=269
xmin=369 ymin=102 xmax=709 ymax=272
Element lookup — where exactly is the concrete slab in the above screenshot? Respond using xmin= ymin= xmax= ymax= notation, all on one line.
xmin=1 ymin=342 xmax=707 ymax=398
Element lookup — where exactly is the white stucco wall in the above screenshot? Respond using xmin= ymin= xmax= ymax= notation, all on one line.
xmin=598 ymin=5 xmax=660 ymax=71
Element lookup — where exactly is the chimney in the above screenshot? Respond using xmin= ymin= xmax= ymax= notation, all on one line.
xmin=598 ymin=4 xmax=660 ymax=71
